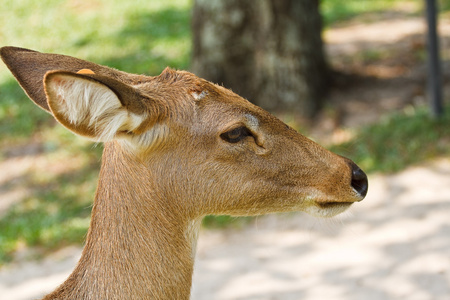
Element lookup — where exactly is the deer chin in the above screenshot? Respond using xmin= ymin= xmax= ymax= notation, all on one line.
xmin=296 ymin=186 xmax=364 ymax=218
xmin=304 ymin=202 xmax=353 ymax=218
xmin=298 ymin=192 xmax=356 ymax=218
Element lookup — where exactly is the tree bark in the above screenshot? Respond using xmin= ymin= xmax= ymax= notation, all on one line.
xmin=191 ymin=0 xmax=328 ymax=118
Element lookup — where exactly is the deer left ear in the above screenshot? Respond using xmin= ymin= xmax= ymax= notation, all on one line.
xmin=44 ymin=71 xmax=147 ymax=142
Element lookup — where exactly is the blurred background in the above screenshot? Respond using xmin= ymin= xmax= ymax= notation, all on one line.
xmin=0 ymin=0 xmax=449 ymax=299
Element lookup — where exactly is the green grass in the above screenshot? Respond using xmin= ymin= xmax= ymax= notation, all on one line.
xmin=321 ymin=0 xmax=410 ymax=26
xmin=331 ymin=106 xmax=450 ymax=173
xmin=439 ymin=0 xmax=450 ymax=12
xmin=0 ymin=140 xmax=102 ymax=263
xmin=321 ymin=0 xmax=450 ymax=26
xmin=0 ymin=125 xmax=103 ymax=262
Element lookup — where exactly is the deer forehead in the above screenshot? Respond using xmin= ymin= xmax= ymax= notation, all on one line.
xmin=135 ymin=71 xmax=268 ymax=136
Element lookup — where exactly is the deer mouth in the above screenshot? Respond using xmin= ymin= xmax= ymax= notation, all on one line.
xmin=316 ymin=201 xmax=354 ymax=209
xmin=304 ymin=200 xmax=354 ymax=218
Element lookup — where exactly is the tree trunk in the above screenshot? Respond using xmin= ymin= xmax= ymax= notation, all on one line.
xmin=191 ymin=0 xmax=328 ymax=118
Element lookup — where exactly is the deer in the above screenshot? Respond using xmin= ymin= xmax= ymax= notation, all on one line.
xmin=0 ymin=46 xmax=368 ymax=299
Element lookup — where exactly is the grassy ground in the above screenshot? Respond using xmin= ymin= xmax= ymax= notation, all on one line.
xmin=322 ymin=0 xmax=449 ymax=26
xmin=331 ymin=106 xmax=450 ymax=173
xmin=1 ymin=0 xmax=449 ymax=263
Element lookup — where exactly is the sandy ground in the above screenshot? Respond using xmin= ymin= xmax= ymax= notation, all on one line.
xmin=1 ymin=158 xmax=450 ymax=300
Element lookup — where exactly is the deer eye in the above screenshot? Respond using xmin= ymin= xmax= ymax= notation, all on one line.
xmin=220 ymin=126 xmax=252 ymax=143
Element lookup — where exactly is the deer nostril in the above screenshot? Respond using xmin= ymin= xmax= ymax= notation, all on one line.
xmin=350 ymin=163 xmax=368 ymax=199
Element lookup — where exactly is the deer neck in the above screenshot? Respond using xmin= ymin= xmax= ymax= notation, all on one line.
xmin=43 ymin=142 xmax=200 ymax=300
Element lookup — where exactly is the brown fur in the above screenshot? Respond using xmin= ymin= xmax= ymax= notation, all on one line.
xmin=0 ymin=47 xmax=367 ymax=299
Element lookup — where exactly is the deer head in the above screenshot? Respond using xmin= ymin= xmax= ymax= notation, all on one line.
xmin=0 ymin=46 xmax=367 ymax=299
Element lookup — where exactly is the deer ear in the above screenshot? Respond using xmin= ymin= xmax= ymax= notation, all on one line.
xmin=0 ymin=46 xmax=139 ymax=113
xmin=44 ymin=71 xmax=149 ymax=142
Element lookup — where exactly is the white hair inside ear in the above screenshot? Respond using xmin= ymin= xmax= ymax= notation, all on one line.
xmin=46 ymin=73 xmax=146 ymax=142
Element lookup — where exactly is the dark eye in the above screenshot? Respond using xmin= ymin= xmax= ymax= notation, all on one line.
xmin=220 ymin=127 xmax=252 ymax=143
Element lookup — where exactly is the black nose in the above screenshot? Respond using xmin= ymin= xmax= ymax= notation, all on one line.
xmin=349 ymin=162 xmax=368 ymax=198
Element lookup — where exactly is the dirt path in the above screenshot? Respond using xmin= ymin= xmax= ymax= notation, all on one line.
xmin=1 ymin=158 xmax=450 ymax=300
